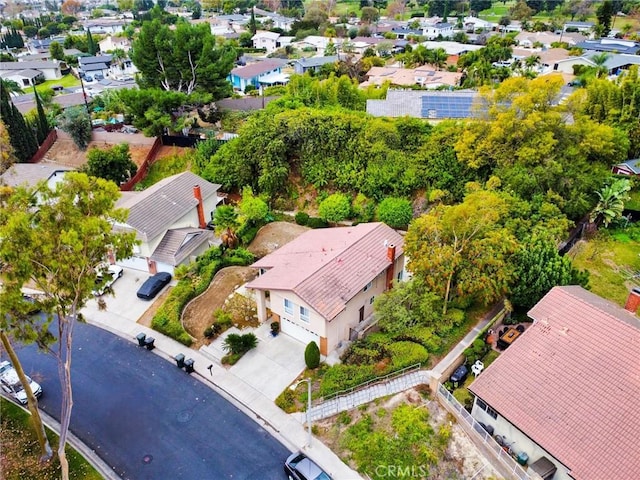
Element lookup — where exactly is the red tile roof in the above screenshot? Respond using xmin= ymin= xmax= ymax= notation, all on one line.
xmin=246 ymin=223 xmax=404 ymax=320
xmin=469 ymin=286 xmax=640 ymax=480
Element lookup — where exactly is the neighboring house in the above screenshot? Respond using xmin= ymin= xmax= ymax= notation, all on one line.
xmin=14 ymin=92 xmax=88 ymax=114
xmin=18 ymin=49 xmax=83 ymax=62
xmin=83 ymin=20 xmax=127 ymax=35
xmin=421 ymin=22 xmax=454 ymax=39
xmin=246 ymin=223 xmax=406 ymax=355
xmin=469 ymin=286 xmax=639 ymax=480
xmin=420 ymin=40 xmax=484 ymax=57
xmin=550 ymin=55 xmax=596 ymax=74
xmin=0 ymin=60 xmax=64 ymax=82
xmin=391 ymin=27 xmax=423 ymax=39
xmin=253 ymin=7 xmax=295 ymax=31
xmin=516 ymin=31 xmax=585 ymax=48
xmin=0 ymin=163 xmax=71 ymax=190
xmin=463 ymin=16 xmax=493 ymax=32
xmin=612 ymin=158 xmax=640 ymax=175
xmin=563 ymin=21 xmax=594 ymax=33
xmin=367 ymin=90 xmax=482 ymax=120
xmin=79 ymin=55 xmax=113 ymax=78
xmin=228 ymin=58 xmax=289 ymax=91
xmin=113 ymin=172 xmax=222 ymax=275
xmin=98 ymin=35 xmax=132 ymax=53
xmin=587 ymin=52 xmax=640 ymax=75
xmin=27 ymin=36 xmax=66 ymax=54
xmin=251 ymin=30 xmax=281 ymax=53
xmin=575 ymin=38 xmax=640 ymax=54
xmin=0 ymin=68 xmax=44 ymax=87
xmin=362 ymin=66 xmax=461 ymax=89
xmin=293 ymin=56 xmax=339 ymax=75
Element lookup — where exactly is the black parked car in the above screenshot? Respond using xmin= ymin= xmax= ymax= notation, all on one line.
xmin=136 ymin=272 xmax=172 ymax=300
xmin=450 ymin=364 xmax=469 ymax=386
xmin=284 ymin=452 xmax=332 ymax=480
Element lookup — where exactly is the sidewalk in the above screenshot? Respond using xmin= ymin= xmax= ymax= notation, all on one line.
xmin=84 ymin=307 xmax=362 ymax=480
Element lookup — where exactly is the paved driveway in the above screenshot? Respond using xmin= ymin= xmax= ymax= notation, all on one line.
xmin=83 ymin=267 xmax=167 ymax=323
xmin=11 ymin=321 xmax=290 ymax=480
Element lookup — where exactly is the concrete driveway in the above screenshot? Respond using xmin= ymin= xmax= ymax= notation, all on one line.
xmin=82 ymin=267 xmax=170 ymax=324
xmin=202 ymin=322 xmax=307 ymax=401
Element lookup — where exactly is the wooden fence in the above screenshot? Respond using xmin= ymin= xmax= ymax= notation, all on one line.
xmin=120 ymin=136 xmax=162 ymax=191
xmin=29 ymin=128 xmax=57 ymax=163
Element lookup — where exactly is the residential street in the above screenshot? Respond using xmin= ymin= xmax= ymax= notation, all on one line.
xmin=12 ymin=320 xmax=290 ymax=480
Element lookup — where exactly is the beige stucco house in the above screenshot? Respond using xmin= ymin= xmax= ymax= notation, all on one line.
xmin=246 ymin=223 xmax=406 ymax=355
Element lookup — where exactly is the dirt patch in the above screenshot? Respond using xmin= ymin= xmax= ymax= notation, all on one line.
xmin=152 ymin=145 xmax=190 ymax=162
xmin=182 ymin=266 xmax=257 ymax=349
xmin=316 ymin=389 xmax=498 ymax=480
xmin=44 ymin=138 xmax=153 ymax=169
xmin=248 ymin=221 xmax=310 ymax=258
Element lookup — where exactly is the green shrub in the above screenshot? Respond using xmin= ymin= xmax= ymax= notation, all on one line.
xmin=307 ymin=217 xmax=329 ymax=229
xmin=318 ymin=193 xmax=351 ymax=223
xmin=376 ymin=197 xmax=413 ymax=229
xmin=221 ymin=353 xmax=242 ymax=365
xmin=305 ymin=341 xmax=320 ymax=369
xmin=397 ymin=326 xmax=441 ymax=352
xmin=295 ymin=211 xmax=310 ymax=225
xmin=319 ymin=364 xmax=377 ymax=397
xmin=387 ymin=341 xmax=428 ymax=370
xmin=238 ymin=224 xmax=260 ymax=245
xmin=275 ymin=388 xmax=296 ymax=413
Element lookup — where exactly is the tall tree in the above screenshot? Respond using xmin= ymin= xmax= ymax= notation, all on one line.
xmin=57 ymin=106 xmax=92 ymax=150
xmin=404 ymin=190 xmax=518 ymax=314
xmin=0 ymin=173 xmax=137 ymax=480
xmin=131 ymin=19 xmax=236 ymax=97
xmin=49 ymin=40 xmax=64 ymax=60
xmin=0 ymin=120 xmax=17 ymax=174
xmin=214 ymin=205 xmax=239 ymax=248
xmin=596 ymin=0 xmax=614 ymax=37
xmin=510 ymin=234 xmax=589 ymax=310
xmin=86 ymin=28 xmax=97 ymax=55
xmin=85 ymin=143 xmax=138 ymax=184
xmin=61 ymin=0 xmax=82 ymax=15
xmin=33 ymin=85 xmax=50 ymax=145
xmin=0 ymin=80 xmax=38 ymax=162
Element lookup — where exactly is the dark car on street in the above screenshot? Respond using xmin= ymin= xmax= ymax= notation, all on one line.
xmin=284 ymin=452 xmax=332 ymax=480
xmin=136 ymin=272 xmax=172 ymax=300
xmin=450 ymin=364 xmax=469 ymax=386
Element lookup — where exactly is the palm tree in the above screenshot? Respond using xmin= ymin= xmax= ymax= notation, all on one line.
xmin=590 ymin=178 xmax=631 ymax=227
xmin=0 ymin=78 xmax=24 ymax=96
xmin=591 ymin=52 xmax=611 ymax=78
xmin=213 ymin=205 xmax=239 ymax=248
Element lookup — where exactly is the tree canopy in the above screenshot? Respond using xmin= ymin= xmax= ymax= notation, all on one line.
xmin=131 ymin=18 xmax=236 ymax=97
xmin=85 ymin=143 xmax=138 ymax=185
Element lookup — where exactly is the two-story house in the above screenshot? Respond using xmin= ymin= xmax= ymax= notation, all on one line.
xmin=228 ymin=58 xmax=289 ymax=91
xmin=468 ymin=286 xmax=639 ymax=480
xmin=246 ymin=223 xmax=406 ymax=355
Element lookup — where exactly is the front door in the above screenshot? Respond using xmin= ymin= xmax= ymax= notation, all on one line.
xmin=359 ymin=306 xmax=364 ymax=323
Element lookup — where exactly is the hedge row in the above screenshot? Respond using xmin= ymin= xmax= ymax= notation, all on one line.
xmin=150 ymin=246 xmax=255 ymax=345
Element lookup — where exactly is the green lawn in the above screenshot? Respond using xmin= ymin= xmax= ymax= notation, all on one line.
xmin=570 ymin=227 xmax=640 ymax=307
xmin=0 ymin=398 xmax=102 ymax=480
xmin=34 ymin=74 xmax=80 ymax=94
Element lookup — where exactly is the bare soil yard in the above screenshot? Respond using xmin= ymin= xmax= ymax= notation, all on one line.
xmin=247 ymin=221 xmax=310 ymax=258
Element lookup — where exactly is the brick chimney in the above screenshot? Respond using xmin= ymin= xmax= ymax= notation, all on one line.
xmin=387 ymin=244 xmax=396 ymax=263
xmin=386 ymin=244 xmax=396 ymax=290
xmin=193 ymin=185 xmax=206 ymax=229
xmin=624 ymin=288 xmax=640 ymax=314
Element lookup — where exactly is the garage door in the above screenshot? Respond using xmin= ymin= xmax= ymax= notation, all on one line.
xmin=280 ymin=318 xmax=319 ymax=346
xmin=119 ymin=256 xmax=149 ymax=272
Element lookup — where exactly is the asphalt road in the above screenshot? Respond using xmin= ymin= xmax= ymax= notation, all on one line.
xmin=12 ymin=321 xmax=290 ymax=480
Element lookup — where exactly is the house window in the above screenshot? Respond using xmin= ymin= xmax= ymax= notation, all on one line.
xmin=284 ymin=298 xmax=293 ymax=315
xmin=397 ymin=271 xmax=403 ymax=282
xmin=363 ymin=281 xmax=373 ymax=292
xmin=369 ymin=296 xmax=375 ymax=305
xmin=486 ymin=406 xmax=498 ymax=419
xmin=476 ymin=398 xmax=487 ymax=411
xmin=300 ymin=306 xmax=310 ymax=323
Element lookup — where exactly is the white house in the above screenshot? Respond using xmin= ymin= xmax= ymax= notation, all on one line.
xmin=0 ymin=163 xmax=71 ymax=190
xmin=422 ymin=22 xmax=454 ymax=40
xmin=98 ymin=35 xmax=132 ymax=53
xmin=0 ymin=60 xmax=64 ymax=83
xmin=251 ymin=30 xmax=281 ymax=53
xmin=114 ymin=172 xmax=222 ymax=275
xmin=246 ymin=223 xmax=406 ymax=355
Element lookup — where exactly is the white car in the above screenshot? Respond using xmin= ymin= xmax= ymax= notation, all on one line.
xmin=92 ymin=264 xmax=124 ymax=296
xmin=0 ymin=360 xmax=42 ymax=405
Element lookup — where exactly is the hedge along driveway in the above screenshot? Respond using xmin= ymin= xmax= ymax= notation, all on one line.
xmin=151 ymin=246 xmax=255 ymax=345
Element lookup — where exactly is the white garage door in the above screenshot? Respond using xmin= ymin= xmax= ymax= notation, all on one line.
xmin=118 ymin=256 xmax=149 ymax=272
xmin=280 ymin=318 xmax=319 ymax=346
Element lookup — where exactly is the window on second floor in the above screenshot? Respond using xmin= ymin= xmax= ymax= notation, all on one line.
xmin=300 ymin=306 xmax=310 ymax=323
xmin=284 ymin=298 xmax=293 ymax=315
xmin=363 ymin=280 xmax=373 ymax=292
